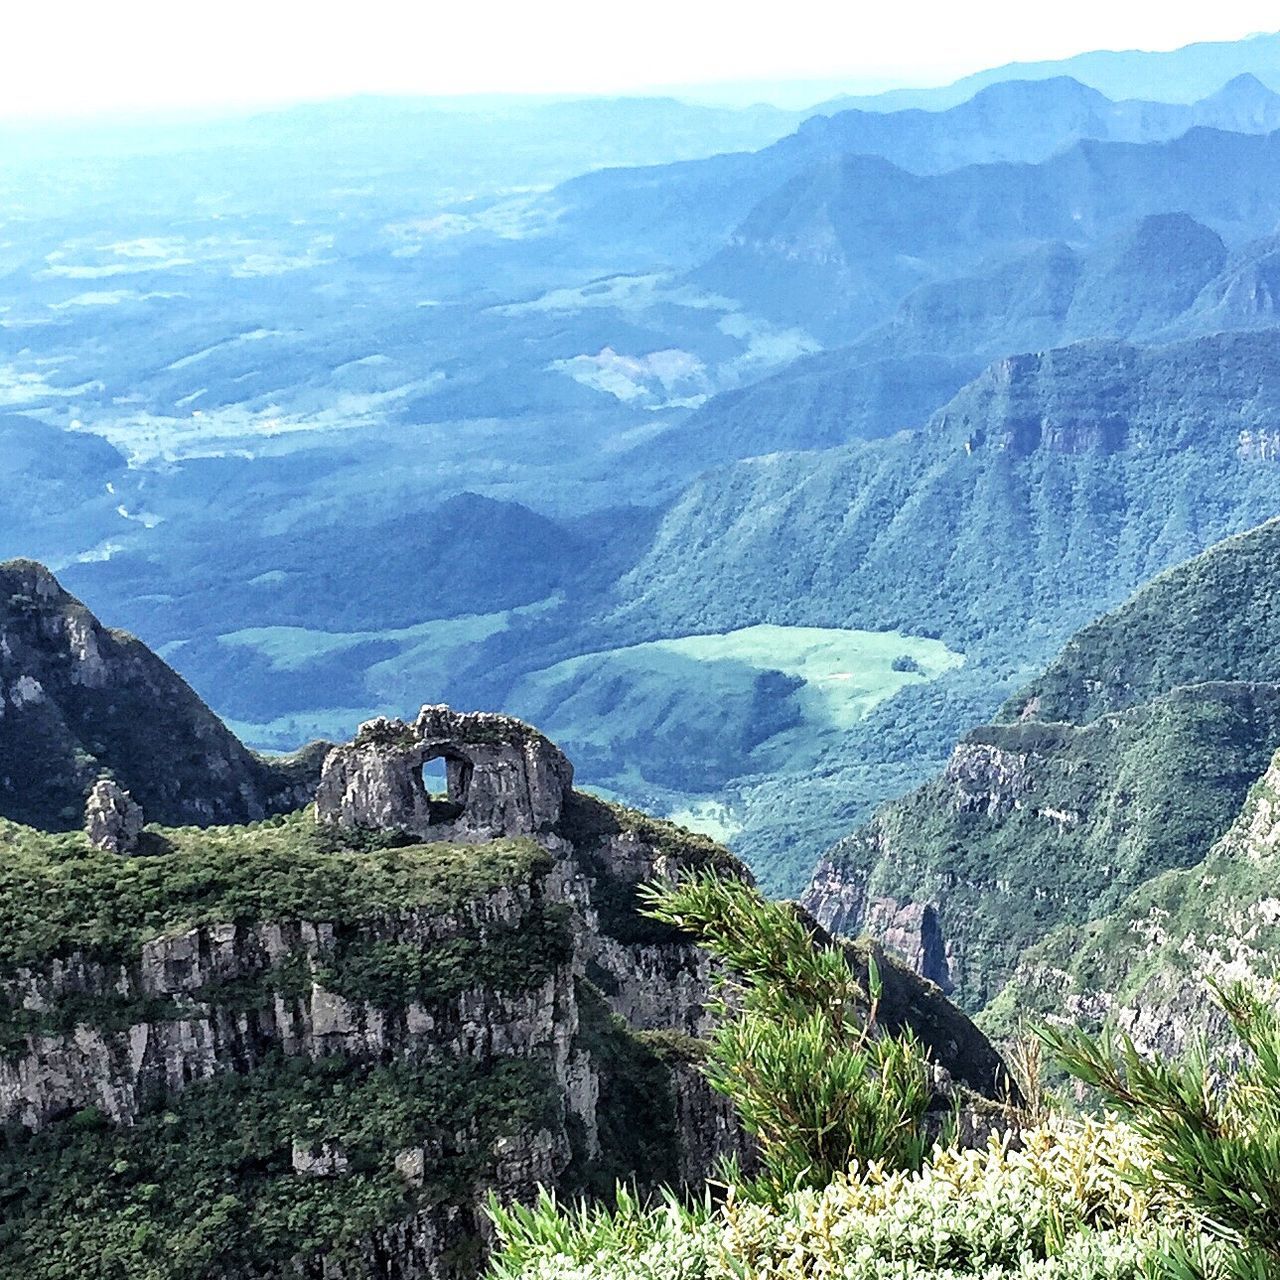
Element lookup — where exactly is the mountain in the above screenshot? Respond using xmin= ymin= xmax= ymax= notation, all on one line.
xmin=984 ymin=737 xmax=1280 ymax=1056
xmin=0 ymin=415 xmax=128 ymax=564
xmin=544 ymin=75 xmax=1280 ymax=275
xmin=0 ymin=559 xmax=323 ymax=830
xmin=0 ymin=578 xmax=1007 ymax=1276
xmin=827 ymin=31 xmax=1280 ymax=111
xmin=696 ymin=127 xmax=1280 ymax=340
xmin=666 ymin=212 xmax=1232 ymax=468
xmin=1169 ymin=232 xmax=1280 ymax=333
xmin=803 ymin=518 xmax=1280 ymax=1011
xmin=615 ymin=330 xmax=1280 ymax=655
xmin=653 ymin=351 xmax=975 ymax=467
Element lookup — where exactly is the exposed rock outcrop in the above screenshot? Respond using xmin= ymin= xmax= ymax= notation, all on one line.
xmin=84 ymin=778 xmax=143 ymax=854
xmin=2 ymin=700 xmax=1012 ymax=1278
xmin=315 ymin=708 xmax=573 ymax=842
xmin=943 ymin=740 xmax=1038 ymax=816
xmin=865 ymin=896 xmax=953 ymax=994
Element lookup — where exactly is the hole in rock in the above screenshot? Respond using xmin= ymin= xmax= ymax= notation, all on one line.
xmin=421 ymin=750 xmax=472 ymax=824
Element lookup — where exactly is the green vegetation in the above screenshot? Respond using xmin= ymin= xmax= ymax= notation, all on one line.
xmin=1006 ymin=518 xmax=1280 ymax=725
xmin=483 ymin=890 xmax=1264 ymax=1280
xmin=982 ymin=745 xmax=1280 ymax=1047
xmin=1047 ymin=981 xmax=1280 ymax=1279
xmin=508 ymin=624 xmax=963 ymax=795
xmin=830 ymin=680 xmax=1280 ymax=1008
xmin=487 ymin=1118 xmax=1193 ymax=1279
xmin=0 ymin=1051 xmax=553 ymax=1279
xmin=314 ymin=909 xmax=573 ymax=1009
xmin=0 ymin=810 xmax=548 ymax=974
xmin=568 ymin=983 xmax=682 ymax=1198
xmin=641 ymin=873 xmax=934 ymax=1197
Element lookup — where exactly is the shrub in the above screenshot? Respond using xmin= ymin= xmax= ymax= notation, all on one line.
xmin=1045 ymin=979 xmax=1280 ymax=1280
xmin=487 ymin=1118 xmax=1201 ymax=1279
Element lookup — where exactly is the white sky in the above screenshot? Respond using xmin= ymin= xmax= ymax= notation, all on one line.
xmin=5 ymin=1 xmax=1280 ymax=120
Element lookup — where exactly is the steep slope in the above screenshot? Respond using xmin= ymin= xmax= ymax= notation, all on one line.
xmin=665 ymin=213 xmax=1231 ymax=468
xmin=803 ymin=520 xmax=1280 ymax=1011
xmin=617 ymin=331 xmax=1280 ymax=655
xmin=1006 ymin=518 xmax=1280 ymax=725
xmin=696 ymin=128 xmax=1280 ymax=339
xmin=983 ymin=741 xmax=1280 ymax=1054
xmin=0 ymin=560 xmax=321 ymax=830
xmin=1170 ymin=232 xmax=1280 ymax=334
xmin=0 ymin=685 xmax=1008 ymax=1277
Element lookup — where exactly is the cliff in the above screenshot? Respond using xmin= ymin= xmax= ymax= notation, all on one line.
xmin=0 ymin=786 xmax=748 ymax=1278
xmin=983 ymin=744 xmax=1280 ymax=1057
xmin=0 ymin=580 xmax=1010 ymax=1279
xmin=802 ymin=519 xmax=1280 ymax=1012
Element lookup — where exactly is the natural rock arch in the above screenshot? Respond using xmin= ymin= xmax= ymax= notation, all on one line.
xmin=314 ymin=705 xmax=573 ymax=843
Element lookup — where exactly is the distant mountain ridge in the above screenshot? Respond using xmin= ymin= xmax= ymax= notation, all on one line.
xmin=545 ymin=73 xmax=1280 ymax=275
xmin=665 ymin=211 xmax=1241 ymax=467
xmin=824 ymin=30 xmax=1280 ymax=111
xmin=617 ymin=329 xmax=1280 ymax=652
xmin=697 ymin=126 xmax=1280 ymax=339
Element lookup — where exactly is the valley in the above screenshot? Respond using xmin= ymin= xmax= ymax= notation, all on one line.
xmin=12 ymin=17 xmax=1280 ymax=1276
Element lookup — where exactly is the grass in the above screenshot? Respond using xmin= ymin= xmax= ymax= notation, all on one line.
xmin=514 ymin=624 xmax=963 ymax=746
xmin=652 ymin=625 xmax=964 ymax=730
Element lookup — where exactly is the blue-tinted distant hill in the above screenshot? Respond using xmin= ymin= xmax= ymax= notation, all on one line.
xmin=824 ymin=29 xmax=1280 ymax=111
xmin=658 ymin=211 xmax=1268 ymax=468
xmin=696 ymin=126 xmax=1280 ymax=340
xmin=615 ymin=328 xmax=1280 ymax=653
xmin=541 ymin=74 xmax=1280 ymax=271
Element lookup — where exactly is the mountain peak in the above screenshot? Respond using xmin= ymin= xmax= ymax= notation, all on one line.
xmin=1207 ymin=71 xmax=1278 ymax=100
xmin=0 ymin=560 xmax=323 ymax=830
xmin=967 ymin=75 xmax=1111 ymax=109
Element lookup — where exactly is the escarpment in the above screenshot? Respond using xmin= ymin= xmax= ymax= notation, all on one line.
xmin=0 ymin=564 xmax=1012 ymax=1277
xmin=805 ymin=519 xmax=1280 ymax=1015
xmin=0 ymin=707 xmax=1007 ymax=1279
xmin=983 ymin=742 xmax=1280 ymax=1058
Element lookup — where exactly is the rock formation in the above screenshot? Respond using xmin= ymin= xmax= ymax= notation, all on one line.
xmin=83 ymin=778 xmax=143 ymax=854
xmin=315 ymin=707 xmax=573 ymax=842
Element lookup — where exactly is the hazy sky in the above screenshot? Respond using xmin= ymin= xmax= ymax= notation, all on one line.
xmin=6 ymin=0 xmax=1280 ymax=119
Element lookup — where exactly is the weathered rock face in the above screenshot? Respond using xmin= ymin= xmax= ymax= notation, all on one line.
xmin=84 ymin=778 xmax=143 ymax=854
xmin=3 ymin=705 xmax=1011 ymax=1279
xmin=315 ymin=708 xmax=573 ymax=843
xmin=942 ymin=741 xmax=1038 ymax=817
xmin=988 ymin=745 xmax=1280 ymax=1061
xmin=865 ymin=897 xmax=953 ymax=994
xmin=0 ymin=559 xmax=326 ymax=831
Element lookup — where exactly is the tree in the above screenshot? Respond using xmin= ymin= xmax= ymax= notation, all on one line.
xmin=640 ymin=872 xmax=933 ymax=1198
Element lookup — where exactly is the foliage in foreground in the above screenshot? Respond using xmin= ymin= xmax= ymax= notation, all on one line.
xmin=1047 ymin=979 xmax=1280 ymax=1280
xmin=639 ymin=871 xmax=934 ymax=1195
xmin=487 ymin=1117 xmax=1199 ymax=1279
